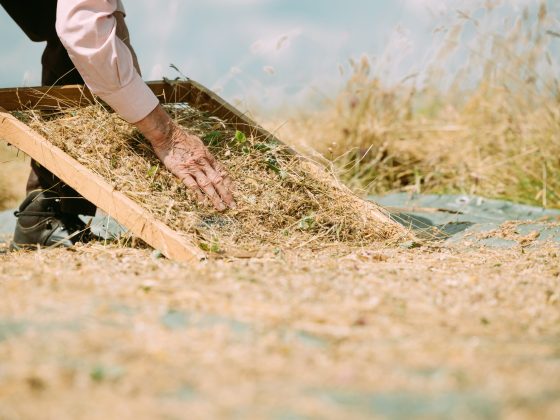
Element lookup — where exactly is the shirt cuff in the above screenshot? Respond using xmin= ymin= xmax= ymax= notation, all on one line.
xmin=116 ymin=0 xmax=126 ymax=15
xmin=100 ymin=74 xmax=159 ymax=123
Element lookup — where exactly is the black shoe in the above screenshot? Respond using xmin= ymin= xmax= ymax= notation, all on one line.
xmin=10 ymin=190 xmax=94 ymax=251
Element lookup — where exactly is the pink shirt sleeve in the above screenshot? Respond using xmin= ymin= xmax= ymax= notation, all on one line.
xmin=55 ymin=0 xmax=159 ymax=123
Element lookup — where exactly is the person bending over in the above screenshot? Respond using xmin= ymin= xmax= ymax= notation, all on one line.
xmin=0 ymin=0 xmax=235 ymax=249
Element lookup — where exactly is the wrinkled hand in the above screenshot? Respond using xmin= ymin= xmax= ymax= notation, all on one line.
xmin=135 ymin=105 xmax=235 ymax=210
xmin=154 ymin=127 xmax=235 ymax=210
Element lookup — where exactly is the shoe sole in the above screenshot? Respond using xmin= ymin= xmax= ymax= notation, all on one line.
xmin=9 ymin=242 xmax=38 ymax=252
xmin=9 ymin=242 xmax=74 ymax=252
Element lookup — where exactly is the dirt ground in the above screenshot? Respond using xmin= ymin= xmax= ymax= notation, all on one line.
xmin=0 ymin=242 xmax=558 ymax=419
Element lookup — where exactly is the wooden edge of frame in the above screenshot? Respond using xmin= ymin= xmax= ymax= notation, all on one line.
xmin=0 ymin=80 xmax=294 ymax=152
xmin=0 ymin=80 xmax=407 ymax=243
xmin=0 ymin=84 xmax=95 ymax=112
xmin=0 ymin=107 xmax=206 ymax=263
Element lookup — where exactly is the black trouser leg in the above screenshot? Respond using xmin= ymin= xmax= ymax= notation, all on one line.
xmin=25 ymin=38 xmax=97 ymax=216
xmin=1 ymin=0 xmax=96 ymax=216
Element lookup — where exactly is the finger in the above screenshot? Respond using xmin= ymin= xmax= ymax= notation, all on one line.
xmin=212 ymin=160 xmax=235 ymax=192
xmin=193 ymin=171 xmax=226 ymax=211
xmin=181 ymin=174 xmax=206 ymax=204
xmin=202 ymin=162 xmax=235 ymax=208
xmin=204 ymin=150 xmax=217 ymax=164
xmin=204 ymin=151 xmax=235 ymax=196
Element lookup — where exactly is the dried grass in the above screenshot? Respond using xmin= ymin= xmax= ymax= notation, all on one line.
xmin=17 ymin=104 xmax=405 ymax=253
xmin=276 ymin=1 xmax=560 ymax=208
xmin=1 ymin=244 xmax=559 ymax=419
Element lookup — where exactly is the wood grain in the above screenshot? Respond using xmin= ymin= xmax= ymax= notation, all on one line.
xmin=0 ymin=107 xmax=206 ymax=262
xmin=0 ymin=80 xmax=292 ymax=150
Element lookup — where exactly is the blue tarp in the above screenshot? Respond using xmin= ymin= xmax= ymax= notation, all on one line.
xmin=1 ymin=193 xmax=559 ymax=250
xmin=371 ymin=193 xmax=560 ymax=248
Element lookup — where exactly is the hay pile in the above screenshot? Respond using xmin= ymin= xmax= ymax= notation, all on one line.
xmin=20 ymin=104 xmax=405 ymax=253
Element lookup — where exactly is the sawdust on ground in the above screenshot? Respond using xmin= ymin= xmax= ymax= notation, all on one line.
xmin=0 ymin=243 xmax=558 ymax=419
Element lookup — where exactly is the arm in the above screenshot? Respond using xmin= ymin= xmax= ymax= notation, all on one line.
xmin=55 ymin=0 xmax=234 ymax=210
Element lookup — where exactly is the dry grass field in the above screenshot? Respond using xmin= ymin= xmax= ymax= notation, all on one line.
xmin=1 ymin=2 xmax=559 ymax=419
xmin=276 ymin=2 xmax=560 ymax=208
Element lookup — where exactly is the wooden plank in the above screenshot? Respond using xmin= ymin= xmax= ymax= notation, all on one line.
xmin=0 ymin=80 xmax=250 ymax=119
xmin=0 ymin=85 xmax=95 ymax=112
xmin=0 ymin=106 xmax=206 ymax=263
xmin=0 ymin=80 xmax=292 ymax=152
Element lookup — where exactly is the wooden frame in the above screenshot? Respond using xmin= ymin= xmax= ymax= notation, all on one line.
xmin=0 ymin=105 xmax=206 ymax=262
xmin=0 ymin=80 xmax=291 ymax=150
xmin=0 ymin=79 xmax=399 ymax=261
xmin=0 ymin=79 xmax=270 ymax=262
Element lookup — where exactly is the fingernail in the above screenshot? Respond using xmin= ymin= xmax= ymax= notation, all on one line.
xmin=229 ymin=201 xmax=237 ymax=210
xmin=217 ymin=203 xmax=226 ymax=211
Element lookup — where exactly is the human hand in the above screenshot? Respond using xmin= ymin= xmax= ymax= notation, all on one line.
xmin=134 ymin=105 xmax=235 ymax=210
xmin=154 ymin=127 xmax=235 ymax=210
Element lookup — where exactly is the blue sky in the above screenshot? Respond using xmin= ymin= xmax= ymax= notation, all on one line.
xmin=0 ymin=0 xmax=557 ymax=113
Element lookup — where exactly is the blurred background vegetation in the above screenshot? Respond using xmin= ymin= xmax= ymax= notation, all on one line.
xmin=0 ymin=144 xmax=27 ymax=210
xmin=278 ymin=1 xmax=560 ymax=208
